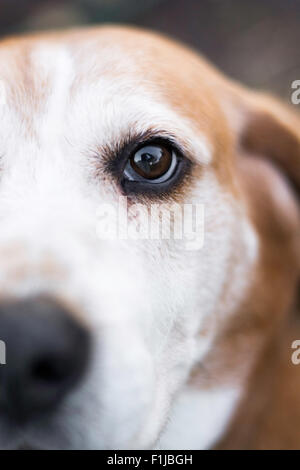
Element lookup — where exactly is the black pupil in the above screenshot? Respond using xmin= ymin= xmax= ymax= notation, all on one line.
xmin=131 ymin=145 xmax=172 ymax=180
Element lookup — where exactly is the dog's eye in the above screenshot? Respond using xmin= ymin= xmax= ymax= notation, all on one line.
xmin=111 ymin=136 xmax=192 ymax=197
xmin=123 ymin=144 xmax=178 ymax=183
xmin=128 ymin=145 xmax=173 ymax=180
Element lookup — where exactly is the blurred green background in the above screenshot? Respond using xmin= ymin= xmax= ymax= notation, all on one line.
xmin=0 ymin=0 xmax=299 ymax=101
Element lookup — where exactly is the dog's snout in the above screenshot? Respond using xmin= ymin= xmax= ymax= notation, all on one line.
xmin=0 ymin=296 xmax=91 ymax=423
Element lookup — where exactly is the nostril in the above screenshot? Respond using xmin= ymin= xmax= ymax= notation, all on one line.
xmin=30 ymin=356 xmax=69 ymax=385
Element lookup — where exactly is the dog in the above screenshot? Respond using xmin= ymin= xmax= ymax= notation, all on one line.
xmin=0 ymin=25 xmax=299 ymax=450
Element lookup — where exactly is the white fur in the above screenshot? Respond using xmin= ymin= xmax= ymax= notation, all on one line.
xmin=158 ymin=386 xmax=241 ymax=450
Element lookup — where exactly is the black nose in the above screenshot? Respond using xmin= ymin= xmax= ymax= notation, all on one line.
xmin=0 ymin=296 xmax=91 ymax=423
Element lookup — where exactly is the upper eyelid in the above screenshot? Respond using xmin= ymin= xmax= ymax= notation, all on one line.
xmin=132 ymin=135 xmax=184 ymax=157
xmin=118 ymin=131 xmax=184 ymax=155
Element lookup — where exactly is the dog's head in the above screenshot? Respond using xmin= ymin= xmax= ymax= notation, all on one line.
xmin=0 ymin=26 xmax=299 ymax=449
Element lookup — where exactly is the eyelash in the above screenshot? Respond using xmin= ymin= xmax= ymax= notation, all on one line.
xmin=105 ymin=135 xmax=192 ymax=198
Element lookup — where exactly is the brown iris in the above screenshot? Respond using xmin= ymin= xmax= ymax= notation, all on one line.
xmin=129 ymin=145 xmax=172 ymax=180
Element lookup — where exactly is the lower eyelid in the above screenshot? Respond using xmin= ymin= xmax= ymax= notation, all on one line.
xmin=120 ymin=157 xmax=192 ymax=198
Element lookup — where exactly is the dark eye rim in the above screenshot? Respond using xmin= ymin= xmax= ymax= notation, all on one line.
xmin=106 ymin=134 xmax=192 ymax=197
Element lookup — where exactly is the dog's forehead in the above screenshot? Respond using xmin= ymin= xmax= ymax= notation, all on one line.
xmin=0 ymin=27 xmax=229 ymax=164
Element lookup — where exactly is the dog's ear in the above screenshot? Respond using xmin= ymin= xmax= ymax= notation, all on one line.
xmin=221 ymin=86 xmax=300 ymax=198
xmin=220 ymin=83 xmax=300 ymax=268
xmin=242 ymin=93 xmax=300 ymax=197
